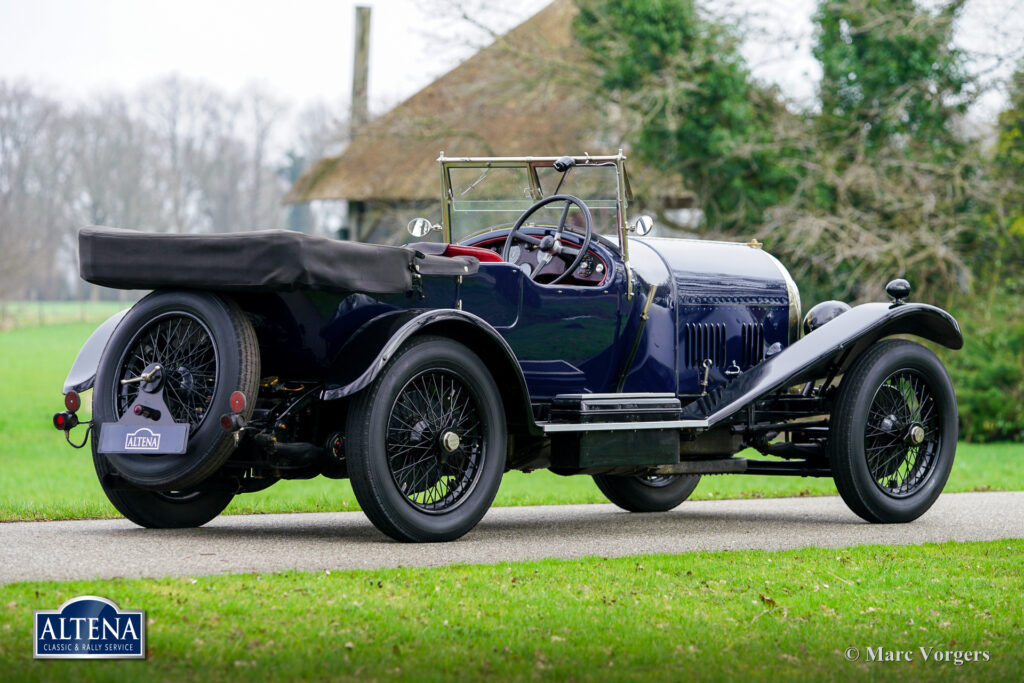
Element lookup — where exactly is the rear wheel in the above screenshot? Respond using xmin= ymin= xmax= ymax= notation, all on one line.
xmin=593 ymin=473 xmax=701 ymax=512
xmin=828 ymin=339 xmax=957 ymax=523
xmin=346 ymin=336 xmax=506 ymax=542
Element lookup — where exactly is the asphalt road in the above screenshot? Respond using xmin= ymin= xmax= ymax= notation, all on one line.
xmin=2 ymin=492 xmax=1022 ymax=584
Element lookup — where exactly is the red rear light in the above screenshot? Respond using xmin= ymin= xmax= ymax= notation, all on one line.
xmin=229 ymin=391 xmax=247 ymax=413
xmin=220 ymin=413 xmax=246 ymax=431
xmin=53 ymin=411 xmax=79 ymax=431
xmin=64 ymin=391 xmax=81 ymax=413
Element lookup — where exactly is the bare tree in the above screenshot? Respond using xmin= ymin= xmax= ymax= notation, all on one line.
xmin=0 ymin=81 xmax=72 ymax=299
xmin=138 ymin=75 xmax=227 ymax=233
xmin=239 ymin=83 xmax=288 ymax=230
xmin=62 ymin=95 xmax=163 ymax=297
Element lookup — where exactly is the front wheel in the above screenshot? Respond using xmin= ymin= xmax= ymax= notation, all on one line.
xmin=346 ymin=336 xmax=507 ymax=542
xmin=592 ymin=473 xmax=701 ymax=512
xmin=828 ymin=339 xmax=958 ymax=523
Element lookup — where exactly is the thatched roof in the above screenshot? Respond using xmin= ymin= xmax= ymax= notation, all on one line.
xmin=287 ymin=0 xmax=609 ymax=203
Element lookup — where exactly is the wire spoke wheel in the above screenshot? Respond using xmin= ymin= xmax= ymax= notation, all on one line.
xmin=114 ymin=313 xmax=218 ymax=433
xmin=864 ymin=370 xmax=939 ymax=497
xmin=828 ymin=339 xmax=957 ymax=524
xmin=346 ymin=336 xmax=506 ymax=542
xmin=385 ymin=369 xmax=484 ymax=513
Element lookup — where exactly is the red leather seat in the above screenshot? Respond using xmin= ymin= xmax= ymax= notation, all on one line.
xmin=442 ymin=244 xmax=504 ymax=263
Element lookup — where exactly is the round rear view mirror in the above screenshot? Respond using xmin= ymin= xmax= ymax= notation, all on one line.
xmin=407 ymin=217 xmax=435 ymax=238
xmin=631 ymin=215 xmax=654 ymax=236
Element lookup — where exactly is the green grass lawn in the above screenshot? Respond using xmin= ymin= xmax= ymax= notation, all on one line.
xmin=0 ymin=300 xmax=128 ymax=330
xmin=1 ymin=540 xmax=1020 ymax=680
xmin=2 ymin=319 xmax=1022 ymax=522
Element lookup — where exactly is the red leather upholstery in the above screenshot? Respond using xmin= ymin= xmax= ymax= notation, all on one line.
xmin=443 ymin=244 xmax=504 ymax=263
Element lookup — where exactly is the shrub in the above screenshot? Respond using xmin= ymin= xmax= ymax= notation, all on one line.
xmin=941 ymin=287 xmax=1024 ymax=442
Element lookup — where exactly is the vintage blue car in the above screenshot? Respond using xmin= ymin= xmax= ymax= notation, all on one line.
xmin=55 ymin=153 xmax=963 ymax=542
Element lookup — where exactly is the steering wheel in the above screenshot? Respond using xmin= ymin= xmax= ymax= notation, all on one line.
xmin=501 ymin=194 xmax=593 ymax=285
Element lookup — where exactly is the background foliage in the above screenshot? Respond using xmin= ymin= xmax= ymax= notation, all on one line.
xmin=575 ymin=0 xmax=1024 ymax=441
xmin=574 ymin=0 xmax=799 ymax=234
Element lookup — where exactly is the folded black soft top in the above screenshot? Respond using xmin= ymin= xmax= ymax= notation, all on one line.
xmin=79 ymin=226 xmax=478 ymax=295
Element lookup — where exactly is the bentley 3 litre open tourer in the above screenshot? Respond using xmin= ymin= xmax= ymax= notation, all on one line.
xmin=55 ymin=153 xmax=963 ymax=542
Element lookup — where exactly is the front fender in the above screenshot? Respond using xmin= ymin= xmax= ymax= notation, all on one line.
xmin=62 ymin=309 xmax=130 ymax=394
xmin=322 ymin=309 xmax=536 ymax=431
xmin=682 ymin=302 xmax=962 ymax=425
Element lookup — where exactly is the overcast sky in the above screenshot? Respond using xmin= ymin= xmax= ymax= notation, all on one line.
xmin=0 ymin=0 xmax=548 ymax=112
xmin=1 ymin=0 xmax=1020 ymax=122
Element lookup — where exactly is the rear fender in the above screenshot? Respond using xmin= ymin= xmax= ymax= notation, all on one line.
xmin=62 ymin=310 xmax=130 ymax=394
xmin=681 ymin=302 xmax=962 ymax=425
xmin=322 ymin=309 xmax=538 ymax=434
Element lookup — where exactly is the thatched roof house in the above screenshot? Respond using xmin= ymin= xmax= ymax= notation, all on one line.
xmin=288 ymin=0 xmax=692 ymax=242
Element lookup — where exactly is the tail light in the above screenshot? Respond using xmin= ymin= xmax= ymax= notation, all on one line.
xmin=53 ymin=411 xmax=79 ymax=431
xmin=220 ymin=413 xmax=247 ymax=431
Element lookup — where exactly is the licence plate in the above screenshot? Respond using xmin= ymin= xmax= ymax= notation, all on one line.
xmin=97 ymin=423 xmax=189 ymax=455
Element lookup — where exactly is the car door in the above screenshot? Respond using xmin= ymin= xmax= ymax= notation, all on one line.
xmin=460 ymin=251 xmax=629 ymax=401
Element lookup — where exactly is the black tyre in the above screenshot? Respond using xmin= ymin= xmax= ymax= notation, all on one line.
xmin=593 ymin=473 xmax=701 ymax=512
xmin=346 ymin=336 xmax=506 ymax=542
xmin=93 ymin=451 xmax=234 ymax=528
xmin=828 ymin=339 xmax=957 ymax=523
xmin=92 ymin=290 xmax=259 ymax=491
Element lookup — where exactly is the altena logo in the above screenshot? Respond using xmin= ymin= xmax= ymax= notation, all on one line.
xmin=125 ymin=427 xmax=160 ymax=450
xmin=34 ymin=596 xmax=146 ymax=659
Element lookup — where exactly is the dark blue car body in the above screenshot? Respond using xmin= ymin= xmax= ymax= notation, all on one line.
xmin=236 ymin=234 xmax=792 ymax=406
xmin=58 ymin=153 xmax=964 ymax=541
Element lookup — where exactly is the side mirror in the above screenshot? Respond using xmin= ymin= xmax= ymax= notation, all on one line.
xmin=629 ymin=215 xmax=654 ymax=236
xmin=407 ymin=217 xmax=440 ymax=238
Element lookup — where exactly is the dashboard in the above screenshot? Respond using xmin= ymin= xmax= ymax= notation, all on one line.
xmin=462 ymin=230 xmax=611 ymax=287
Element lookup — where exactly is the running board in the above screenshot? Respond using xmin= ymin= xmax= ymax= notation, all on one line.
xmin=542 ymin=393 xmax=708 ymax=433
xmin=540 ymin=419 xmax=709 ymax=433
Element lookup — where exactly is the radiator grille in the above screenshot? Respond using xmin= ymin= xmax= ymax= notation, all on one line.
xmin=741 ymin=322 xmax=765 ymax=368
xmin=684 ymin=323 xmax=727 ymax=367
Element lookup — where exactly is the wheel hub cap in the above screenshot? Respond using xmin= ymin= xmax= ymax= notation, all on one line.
xmin=907 ymin=424 xmax=925 ymax=445
xmin=441 ymin=431 xmax=460 ymax=453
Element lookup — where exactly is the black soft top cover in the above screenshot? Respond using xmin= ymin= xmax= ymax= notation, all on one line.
xmin=79 ymin=226 xmax=477 ymax=295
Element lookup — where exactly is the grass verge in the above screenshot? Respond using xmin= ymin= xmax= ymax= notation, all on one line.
xmin=2 ymin=321 xmax=1023 ymax=522
xmin=1 ymin=539 xmax=1020 ymax=680
xmin=0 ymin=301 xmax=128 ymax=331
